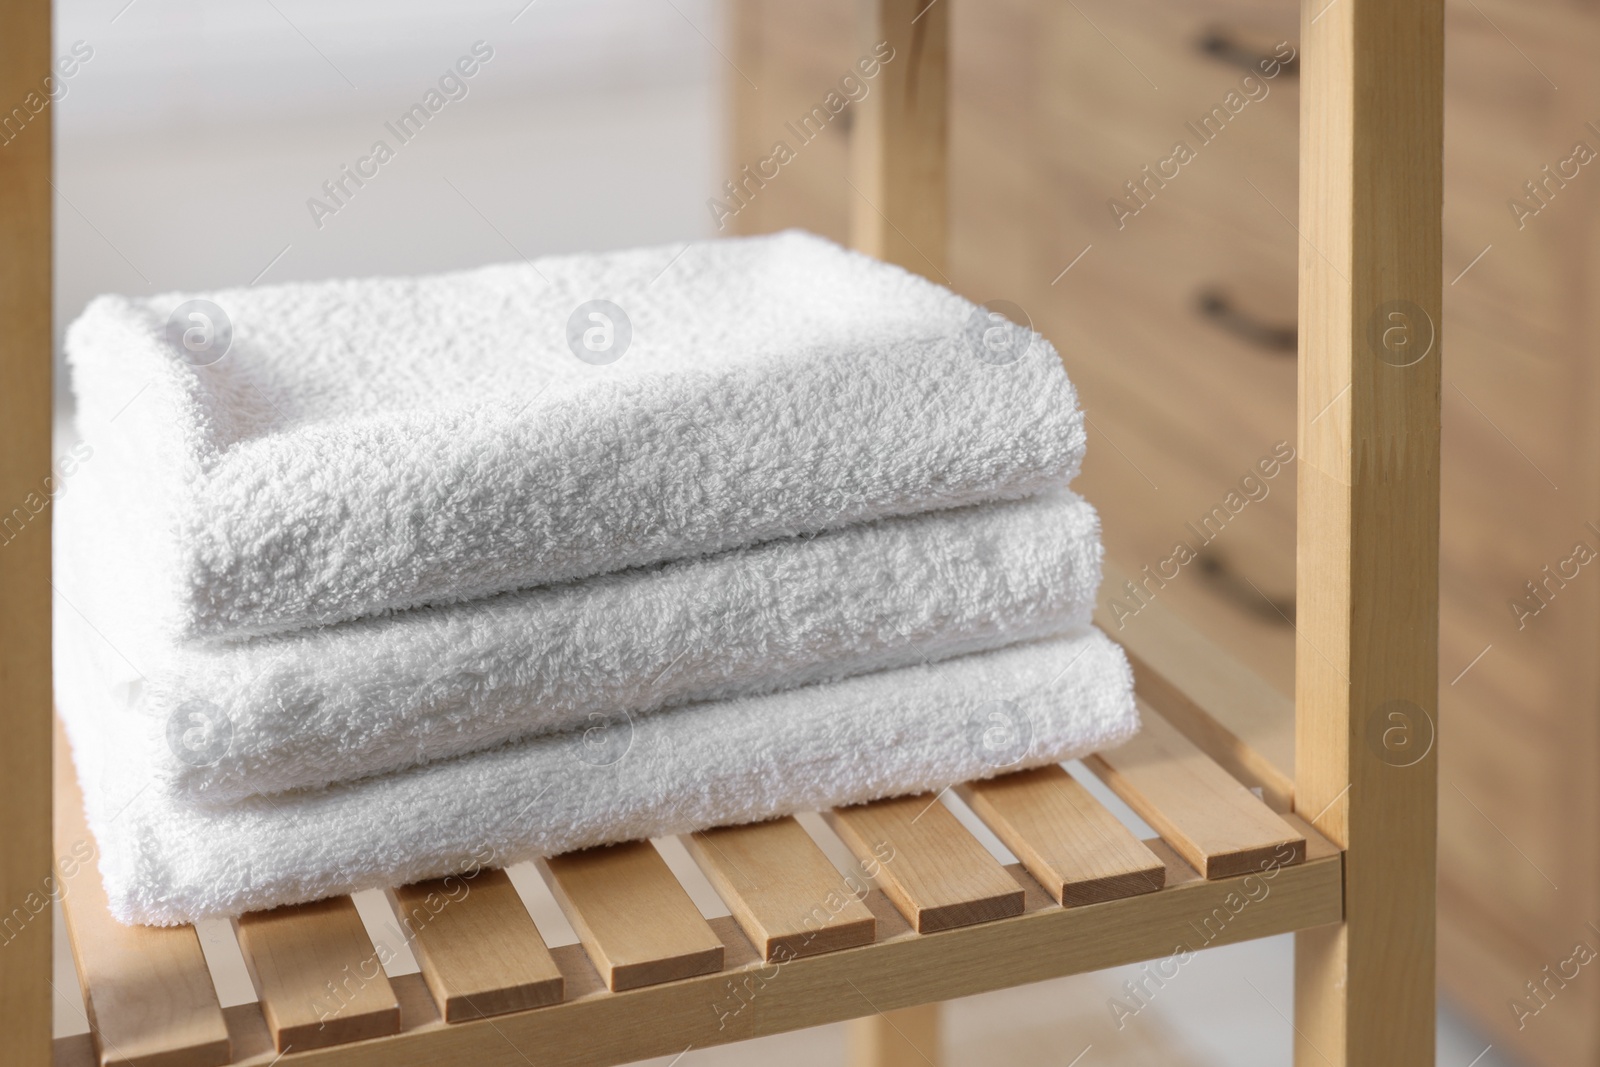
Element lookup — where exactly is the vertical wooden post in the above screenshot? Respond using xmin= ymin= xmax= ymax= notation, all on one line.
xmin=850 ymin=0 xmax=949 ymax=280
xmin=0 ymin=2 xmax=55 ymax=1064
xmin=724 ymin=0 xmax=766 ymax=238
xmin=1293 ymin=0 xmax=1442 ymax=1064
xmin=848 ymin=1004 xmax=943 ymax=1067
xmin=848 ymin=2 xmax=949 ymax=1062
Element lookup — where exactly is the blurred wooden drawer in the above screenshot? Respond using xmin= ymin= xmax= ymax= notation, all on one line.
xmin=1073 ymin=360 xmax=1299 ymax=694
xmin=726 ymin=0 xmax=856 ymax=242
xmin=1029 ymin=0 xmax=1302 ymax=490
xmin=1040 ymin=0 xmax=1298 ymax=153
xmin=1437 ymin=665 xmax=1576 ymax=898
xmin=1442 ymin=399 xmax=1575 ymax=575
xmin=1442 ymin=0 xmax=1598 ymax=332
xmin=1040 ymin=155 xmax=1298 ymax=483
xmin=1040 ymin=0 xmax=1300 ymax=244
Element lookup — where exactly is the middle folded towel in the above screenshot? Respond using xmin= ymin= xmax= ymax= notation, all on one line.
xmin=61 ymin=475 xmax=1103 ymax=804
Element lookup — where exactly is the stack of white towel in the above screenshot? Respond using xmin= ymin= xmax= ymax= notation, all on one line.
xmin=55 ymin=230 xmax=1138 ymax=926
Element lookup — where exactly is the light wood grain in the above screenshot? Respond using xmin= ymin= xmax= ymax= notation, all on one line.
xmin=682 ymin=818 xmax=875 ymax=962
xmin=848 ymin=1003 xmax=942 ymax=1067
xmin=1099 ymin=562 xmax=1296 ymax=812
xmin=1087 ymin=701 xmax=1306 ymax=879
xmin=201 ymin=835 xmax=1341 ymax=1067
xmin=730 ymin=32 xmax=1584 ymax=1057
xmin=389 ymin=869 xmax=562 ymax=1022
xmin=959 ymin=766 xmax=1165 ymax=906
xmin=725 ymin=0 xmax=858 ymax=244
xmin=849 ymin=0 xmax=948 ymax=278
xmin=52 ymin=720 xmax=231 ymax=1067
xmin=0 ymin=2 xmax=55 ymax=1062
xmin=541 ymin=842 xmax=724 ymax=992
xmin=827 ymin=794 xmax=1024 ymax=933
xmin=234 ymin=897 xmax=401 ymax=1052
xmin=1423 ymin=2 xmax=1598 ymax=1048
xmin=1292 ymin=0 xmax=1442 ymax=1063
xmin=727 ymin=2 xmax=1495 ymax=1058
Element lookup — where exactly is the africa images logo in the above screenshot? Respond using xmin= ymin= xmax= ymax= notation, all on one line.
xmin=565 ymin=300 xmax=632 ymax=366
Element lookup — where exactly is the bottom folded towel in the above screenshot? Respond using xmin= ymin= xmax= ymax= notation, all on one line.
xmin=57 ymin=611 xmax=1137 ymax=926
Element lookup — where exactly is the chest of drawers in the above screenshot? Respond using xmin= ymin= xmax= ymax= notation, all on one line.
xmin=731 ymin=1 xmax=1600 ymax=1061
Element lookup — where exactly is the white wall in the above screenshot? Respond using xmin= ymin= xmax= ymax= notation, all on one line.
xmin=55 ymin=0 xmax=722 ymax=133
xmin=50 ymin=0 xmax=725 ymax=405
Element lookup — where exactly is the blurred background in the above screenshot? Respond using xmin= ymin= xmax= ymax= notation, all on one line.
xmin=51 ymin=0 xmax=723 ymax=406
xmin=50 ymin=0 xmax=1597 ymax=1064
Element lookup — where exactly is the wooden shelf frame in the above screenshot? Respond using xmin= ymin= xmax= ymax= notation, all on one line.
xmin=0 ymin=0 xmax=1442 ymax=1064
xmin=46 ymin=687 xmax=1341 ymax=1067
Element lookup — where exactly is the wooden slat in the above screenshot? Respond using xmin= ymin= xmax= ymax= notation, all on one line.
xmin=52 ymin=720 xmax=232 ymax=1067
xmin=849 ymin=0 xmax=949 ymax=279
xmin=1 ymin=2 xmax=55 ymax=1060
xmin=827 ymin=794 xmax=1023 ymax=933
xmin=234 ymin=897 xmax=401 ymax=1052
xmin=958 ymin=766 xmax=1165 ymax=906
xmin=540 ymin=842 xmax=724 ymax=992
xmin=1292 ymin=0 xmax=1442 ymax=1062
xmin=682 ymin=817 xmax=876 ymax=962
xmin=209 ymin=820 xmax=1344 ymax=1067
xmin=1087 ymin=701 xmax=1306 ymax=879
xmin=388 ymin=869 xmax=562 ymax=1023
xmin=1098 ymin=562 xmax=1296 ymax=812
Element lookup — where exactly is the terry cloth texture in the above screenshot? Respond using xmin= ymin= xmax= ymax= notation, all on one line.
xmin=55 ymin=612 xmax=1137 ymax=926
xmin=56 ymin=469 xmax=1104 ymax=804
xmin=66 ymin=229 xmax=1084 ymax=642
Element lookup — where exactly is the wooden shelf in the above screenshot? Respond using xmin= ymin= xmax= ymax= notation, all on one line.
xmin=54 ymin=700 xmax=1340 ymax=1067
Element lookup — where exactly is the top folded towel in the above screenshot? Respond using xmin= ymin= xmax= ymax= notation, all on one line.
xmin=67 ymin=229 xmax=1083 ymax=642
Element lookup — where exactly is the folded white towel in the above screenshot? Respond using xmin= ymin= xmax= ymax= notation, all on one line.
xmin=57 ymin=609 xmax=1137 ymax=926
xmin=58 ymin=465 xmax=1104 ymax=803
xmin=67 ymin=230 xmax=1082 ymax=642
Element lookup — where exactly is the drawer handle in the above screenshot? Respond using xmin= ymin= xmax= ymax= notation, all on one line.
xmin=1196 ymin=288 xmax=1297 ymax=355
xmin=1196 ymin=29 xmax=1300 ymax=78
xmin=1197 ymin=552 xmax=1296 ymax=627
